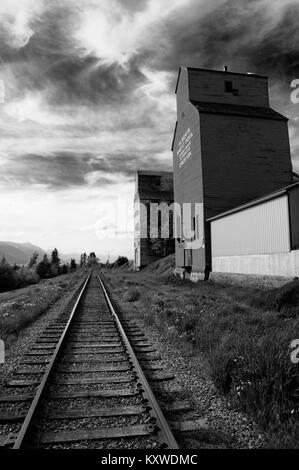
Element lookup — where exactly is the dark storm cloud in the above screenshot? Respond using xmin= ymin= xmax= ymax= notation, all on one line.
xmin=2 ymin=0 xmax=299 ymax=188
xmin=142 ymin=0 xmax=299 ymax=79
xmin=3 ymin=1 xmax=299 ymax=104
xmin=2 ymin=150 xmax=169 ymax=189
xmin=0 ymin=4 xmax=146 ymax=106
xmin=136 ymin=0 xmax=299 ymax=166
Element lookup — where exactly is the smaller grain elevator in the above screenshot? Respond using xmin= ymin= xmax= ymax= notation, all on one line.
xmin=134 ymin=170 xmax=174 ymax=269
xmin=172 ymin=66 xmax=293 ymax=279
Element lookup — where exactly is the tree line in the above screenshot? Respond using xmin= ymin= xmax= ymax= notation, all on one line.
xmin=0 ymin=249 xmax=77 ymax=293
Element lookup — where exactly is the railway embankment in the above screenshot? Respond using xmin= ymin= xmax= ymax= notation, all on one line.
xmin=104 ymin=266 xmax=298 ymax=449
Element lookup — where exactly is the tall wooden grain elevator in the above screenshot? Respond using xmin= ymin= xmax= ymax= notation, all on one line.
xmin=172 ymin=66 xmax=293 ymax=279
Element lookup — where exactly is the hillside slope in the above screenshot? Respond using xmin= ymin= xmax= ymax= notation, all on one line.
xmin=141 ymin=254 xmax=175 ymax=276
xmin=0 ymin=241 xmax=46 ymax=265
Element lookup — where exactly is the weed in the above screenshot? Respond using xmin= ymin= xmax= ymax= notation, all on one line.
xmin=124 ymin=290 xmax=140 ymax=302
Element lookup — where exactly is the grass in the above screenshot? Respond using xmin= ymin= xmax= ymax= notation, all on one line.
xmin=0 ymin=271 xmax=84 ymax=346
xmin=105 ymin=270 xmax=299 ymax=448
xmin=124 ymin=290 xmax=140 ymax=302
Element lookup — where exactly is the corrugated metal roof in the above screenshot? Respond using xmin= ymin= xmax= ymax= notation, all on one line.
xmin=208 ymin=181 xmax=299 ymax=222
xmin=192 ymin=101 xmax=287 ymax=121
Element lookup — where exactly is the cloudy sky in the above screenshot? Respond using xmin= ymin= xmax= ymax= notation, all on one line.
xmin=1 ymin=0 xmax=299 ymax=259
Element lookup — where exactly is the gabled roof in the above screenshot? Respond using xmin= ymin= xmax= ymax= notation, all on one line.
xmin=171 ymin=121 xmax=178 ymax=152
xmin=186 ymin=66 xmax=267 ymax=79
xmin=175 ymin=67 xmax=183 ymax=94
xmin=174 ymin=66 xmax=268 ymax=94
xmin=191 ymin=101 xmax=287 ymax=121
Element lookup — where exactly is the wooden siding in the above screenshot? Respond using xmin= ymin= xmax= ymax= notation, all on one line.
xmin=173 ymin=66 xmax=293 ymax=274
xmin=200 ymin=113 xmax=293 ymax=220
xmin=176 ymin=68 xmax=190 ymax=119
xmin=188 ymin=68 xmax=270 ymax=108
xmin=134 ymin=171 xmax=174 ymax=268
xmin=172 ymin=101 xmax=206 ymax=272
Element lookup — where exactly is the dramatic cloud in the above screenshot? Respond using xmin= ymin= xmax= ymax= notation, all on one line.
xmin=0 ymin=0 xmax=299 ymax=255
xmin=0 ymin=0 xmax=45 ymax=48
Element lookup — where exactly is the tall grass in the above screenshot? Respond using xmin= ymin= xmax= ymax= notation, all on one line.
xmin=119 ymin=276 xmax=299 ymax=448
xmin=0 ymin=287 xmax=62 ymax=344
xmin=0 ymin=272 xmax=84 ymax=344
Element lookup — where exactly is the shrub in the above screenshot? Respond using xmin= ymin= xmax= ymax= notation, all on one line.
xmin=114 ymin=256 xmax=128 ymax=268
xmin=61 ymin=264 xmax=68 ymax=275
xmin=17 ymin=267 xmax=39 ymax=287
xmin=70 ymin=259 xmax=77 ymax=271
xmin=36 ymin=255 xmax=52 ymax=279
xmin=124 ymin=290 xmax=140 ymax=302
xmin=0 ymin=262 xmax=18 ymax=292
xmin=209 ymin=332 xmax=298 ymax=438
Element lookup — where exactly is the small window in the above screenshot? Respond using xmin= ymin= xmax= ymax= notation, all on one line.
xmin=225 ymin=81 xmax=233 ymax=93
xmin=192 ymin=216 xmax=196 ymax=241
xmin=176 ymin=214 xmax=181 ymax=243
xmin=158 ymin=211 xmax=161 ymax=238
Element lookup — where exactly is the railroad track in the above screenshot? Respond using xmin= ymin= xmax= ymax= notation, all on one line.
xmin=0 ymin=271 xmax=178 ymax=449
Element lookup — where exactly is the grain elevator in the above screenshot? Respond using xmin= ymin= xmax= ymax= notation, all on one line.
xmin=172 ymin=66 xmax=293 ymax=279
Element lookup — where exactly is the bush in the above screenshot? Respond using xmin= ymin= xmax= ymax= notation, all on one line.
xmin=36 ymin=255 xmax=52 ymax=279
xmin=61 ymin=264 xmax=68 ymax=275
xmin=209 ymin=332 xmax=298 ymax=440
xmin=70 ymin=259 xmax=77 ymax=271
xmin=0 ymin=248 xmax=75 ymax=294
xmin=249 ymin=279 xmax=299 ymax=314
xmin=114 ymin=256 xmax=128 ymax=268
xmin=0 ymin=262 xmax=18 ymax=292
xmin=124 ymin=290 xmax=140 ymax=302
xmin=17 ymin=267 xmax=39 ymax=287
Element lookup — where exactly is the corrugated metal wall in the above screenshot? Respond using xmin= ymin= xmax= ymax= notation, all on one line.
xmin=288 ymin=185 xmax=299 ymax=250
xmin=211 ymin=195 xmax=291 ymax=257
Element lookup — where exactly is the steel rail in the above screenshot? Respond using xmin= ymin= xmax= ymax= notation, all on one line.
xmin=97 ymin=274 xmax=179 ymax=449
xmin=13 ymin=271 xmax=92 ymax=449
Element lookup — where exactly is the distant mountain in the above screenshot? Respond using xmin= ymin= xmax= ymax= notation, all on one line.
xmin=0 ymin=241 xmax=91 ymax=266
xmin=0 ymin=241 xmax=47 ymax=266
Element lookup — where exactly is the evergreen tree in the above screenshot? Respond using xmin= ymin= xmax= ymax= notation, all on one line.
xmin=70 ymin=259 xmax=77 ymax=271
xmin=36 ymin=254 xmax=52 ymax=279
xmin=1 ymin=256 xmax=8 ymax=265
xmin=51 ymin=248 xmax=61 ymax=268
xmin=61 ymin=264 xmax=68 ymax=274
xmin=28 ymin=251 xmax=39 ymax=269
